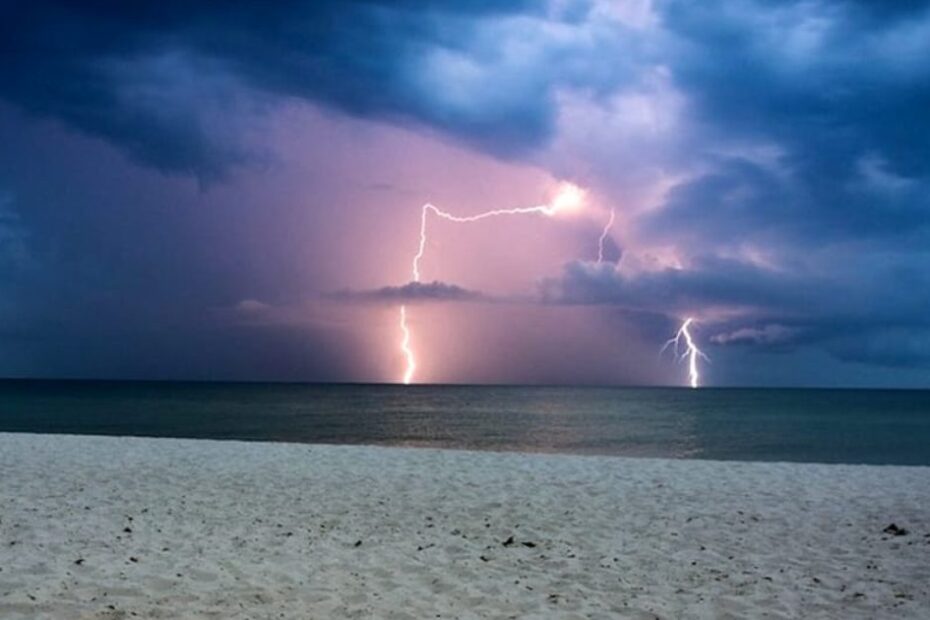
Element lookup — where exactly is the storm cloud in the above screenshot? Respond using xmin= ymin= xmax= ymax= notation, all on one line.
xmin=1 ymin=0 xmax=929 ymax=385
xmin=0 ymin=0 xmax=639 ymax=178
xmin=330 ymin=281 xmax=488 ymax=304
xmin=541 ymin=248 xmax=930 ymax=369
xmin=528 ymin=0 xmax=930 ymax=377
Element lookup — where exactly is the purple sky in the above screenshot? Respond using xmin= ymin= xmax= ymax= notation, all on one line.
xmin=1 ymin=1 xmax=929 ymax=387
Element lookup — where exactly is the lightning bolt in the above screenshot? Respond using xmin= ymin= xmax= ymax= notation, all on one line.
xmin=399 ymin=305 xmax=415 ymax=385
xmin=662 ymin=317 xmax=708 ymax=388
xmin=399 ymin=182 xmax=585 ymax=384
xmin=596 ymin=209 xmax=616 ymax=264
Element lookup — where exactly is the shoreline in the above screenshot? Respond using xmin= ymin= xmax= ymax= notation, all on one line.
xmin=2 ymin=432 xmax=928 ymax=618
xmin=1 ymin=430 xmax=927 ymax=468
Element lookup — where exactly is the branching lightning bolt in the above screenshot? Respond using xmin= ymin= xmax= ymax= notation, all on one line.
xmin=399 ymin=183 xmax=584 ymax=384
xmin=596 ymin=209 xmax=616 ymax=264
xmin=595 ymin=209 xmax=708 ymax=388
xmin=662 ymin=317 xmax=708 ymax=389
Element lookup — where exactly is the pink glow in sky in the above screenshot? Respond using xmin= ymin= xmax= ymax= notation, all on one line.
xmin=221 ymin=103 xmax=676 ymax=385
xmin=3 ymin=0 xmax=928 ymax=387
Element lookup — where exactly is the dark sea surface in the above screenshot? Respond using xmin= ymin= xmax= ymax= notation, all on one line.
xmin=1 ymin=381 xmax=929 ymax=465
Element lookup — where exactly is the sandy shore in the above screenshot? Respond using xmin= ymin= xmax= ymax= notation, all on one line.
xmin=1 ymin=433 xmax=928 ymax=619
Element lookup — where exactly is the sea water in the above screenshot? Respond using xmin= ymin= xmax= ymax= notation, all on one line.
xmin=1 ymin=381 xmax=928 ymax=465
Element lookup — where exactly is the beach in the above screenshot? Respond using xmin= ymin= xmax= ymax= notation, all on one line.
xmin=1 ymin=433 xmax=928 ymax=619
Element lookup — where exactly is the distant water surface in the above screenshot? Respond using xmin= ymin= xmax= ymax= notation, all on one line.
xmin=1 ymin=381 xmax=929 ymax=465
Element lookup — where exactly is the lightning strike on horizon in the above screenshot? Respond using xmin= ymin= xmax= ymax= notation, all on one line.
xmin=596 ymin=209 xmax=616 ymax=264
xmin=399 ymin=182 xmax=586 ymax=384
xmin=399 ymin=305 xmax=415 ymax=385
xmin=663 ymin=317 xmax=708 ymax=388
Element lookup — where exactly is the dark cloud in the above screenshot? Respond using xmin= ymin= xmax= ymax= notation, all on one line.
xmin=664 ymin=0 xmax=930 ymax=174
xmin=824 ymin=327 xmax=930 ymax=368
xmin=539 ymin=0 xmax=930 ymax=375
xmin=540 ymin=257 xmax=826 ymax=315
xmin=541 ymin=250 xmax=930 ymax=368
xmin=651 ymin=0 xmax=930 ymax=247
xmin=0 ymin=192 xmax=33 ymax=276
xmin=330 ymin=281 xmax=487 ymax=304
xmin=2 ymin=0 xmax=930 ymax=384
xmin=640 ymin=156 xmax=930 ymax=250
xmin=710 ymin=324 xmax=801 ymax=346
xmin=0 ymin=0 xmax=639 ymax=179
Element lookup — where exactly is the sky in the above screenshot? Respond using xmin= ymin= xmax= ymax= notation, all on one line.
xmin=1 ymin=0 xmax=929 ymax=387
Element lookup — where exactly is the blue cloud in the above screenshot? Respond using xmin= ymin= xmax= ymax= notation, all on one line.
xmin=3 ymin=0 xmax=930 ymax=382
xmin=1 ymin=1 xmax=640 ymax=178
xmin=541 ymin=249 xmax=930 ymax=368
xmin=330 ymin=281 xmax=487 ymax=304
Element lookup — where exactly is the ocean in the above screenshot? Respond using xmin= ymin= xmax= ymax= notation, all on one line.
xmin=1 ymin=380 xmax=928 ymax=465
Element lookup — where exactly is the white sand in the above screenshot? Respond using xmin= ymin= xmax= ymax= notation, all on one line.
xmin=1 ymin=433 xmax=928 ymax=619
